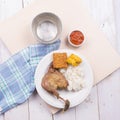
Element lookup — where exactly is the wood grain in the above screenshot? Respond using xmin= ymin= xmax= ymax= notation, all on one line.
xmin=0 ymin=0 xmax=120 ymax=120
xmin=54 ymin=108 xmax=75 ymax=120
xmin=84 ymin=0 xmax=120 ymax=120
xmin=114 ymin=0 xmax=120 ymax=53
xmin=0 ymin=0 xmax=22 ymax=21
xmin=76 ymin=87 xmax=99 ymax=120
xmin=0 ymin=116 xmax=3 ymax=120
xmin=23 ymin=0 xmax=34 ymax=7
xmin=97 ymin=72 xmax=120 ymax=120
xmin=29 ymin=91 xmax=52 ymax=120
xmin=97 ymin=0 xmax=120 ymax=119
xmin=0 ymin=0 xmax=29 ymax=120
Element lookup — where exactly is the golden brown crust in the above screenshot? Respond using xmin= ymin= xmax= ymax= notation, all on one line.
xmin=53 ymin=53 xmax=68 ymax=68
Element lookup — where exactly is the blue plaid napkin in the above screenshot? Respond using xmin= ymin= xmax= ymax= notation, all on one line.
xmin=0 ymin=40 xmax=60 ymax=115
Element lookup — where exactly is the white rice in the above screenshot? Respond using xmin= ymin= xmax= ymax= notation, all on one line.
xmin=60 ymin=65 xmax=85 ymax=91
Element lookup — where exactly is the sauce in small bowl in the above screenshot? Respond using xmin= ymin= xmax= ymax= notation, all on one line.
xmin=68 ymin=30 xmax=85 ymax=47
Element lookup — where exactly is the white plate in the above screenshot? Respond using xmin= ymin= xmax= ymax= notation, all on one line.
xmin=35 ymin=49 xmax=94 ymax=108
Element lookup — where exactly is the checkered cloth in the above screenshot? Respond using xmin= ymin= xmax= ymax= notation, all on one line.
xmin=0 ymin=40 xmax=60 ymax=115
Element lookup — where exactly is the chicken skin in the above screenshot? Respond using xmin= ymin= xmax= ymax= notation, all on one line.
xmin=41 ymin=63 xmax=70 ymax=111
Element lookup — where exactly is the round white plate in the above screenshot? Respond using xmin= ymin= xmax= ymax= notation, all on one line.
xmin=35 ymin=49 xmax=93 ymax=108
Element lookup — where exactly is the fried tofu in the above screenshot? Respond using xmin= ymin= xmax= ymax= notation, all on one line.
xmin=53 ymin=53 xmax=68 ymax=68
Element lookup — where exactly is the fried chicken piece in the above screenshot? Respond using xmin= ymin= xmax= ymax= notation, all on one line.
xmin=41 ymin=64 xmax=70 ymax=111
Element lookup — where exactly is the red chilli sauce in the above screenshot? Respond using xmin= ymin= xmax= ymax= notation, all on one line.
xmin=70 ymin=30 xmax=84 ymax=45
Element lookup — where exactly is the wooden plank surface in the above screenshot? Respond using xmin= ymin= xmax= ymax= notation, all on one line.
xmin=84 ymin=0 xmax=120 ymax=120
xmin=29 ymin=91 xmax=52 ymax=120
xmin=76 ymin=87 xmax=99 ymax=120
xmin=85 ymin=1 xmax=120 ymax=120
xmin=0 ymin=0 xmax=22 ymax=21
xmin=97 ymin=0 xmax=120 ymax=119
xmin=114 ymin=0 xmax=120 ymax=53
xmin=0 ymin=1 xmax=29 ymax=120
xmin=0 ymin=0 xmax=120 ymax=120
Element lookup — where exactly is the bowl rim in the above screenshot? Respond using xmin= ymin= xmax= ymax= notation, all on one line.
xmin=31 ymin=12 xmax=62 ymax=44
xmin=68 ymin=30 xmax=85 ymax=47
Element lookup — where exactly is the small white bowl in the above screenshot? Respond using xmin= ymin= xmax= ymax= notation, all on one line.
xmin=68 ymin=30 xmax=85 ymax=47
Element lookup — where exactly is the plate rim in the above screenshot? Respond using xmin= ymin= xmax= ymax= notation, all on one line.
xmin=34 ymin=49 xmax=94 ymax=108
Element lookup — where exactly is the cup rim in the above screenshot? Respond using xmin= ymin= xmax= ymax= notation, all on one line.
xmin=68 ymin=30 xmax=85 ymax=47
xmin=31 ymin=12 xmax=62 ymax=44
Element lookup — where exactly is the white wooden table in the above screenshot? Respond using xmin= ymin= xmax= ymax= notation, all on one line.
xmin=0 ymin=0 xmax=120 ymax=120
